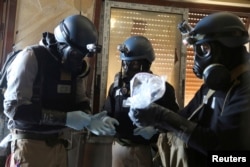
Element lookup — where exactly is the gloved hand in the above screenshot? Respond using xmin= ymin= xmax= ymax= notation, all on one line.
xmin=102 ymin=115 xmax=119 ymax=135
xmin=86 ymin=111 xmax=118 ymax=136
xmin=133 ymin=126 xmax=157 ymax=140
xmin=129 ymin=103 xmax=197 ymax=141
xmin=128 ymin=104 xmax=160 ymax=127
xmin=66 ymin=111 xmax=91 ymax=130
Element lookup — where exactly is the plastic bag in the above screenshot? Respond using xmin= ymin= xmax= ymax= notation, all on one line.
xmin=126 ymin=72 xmax=166 ymax=109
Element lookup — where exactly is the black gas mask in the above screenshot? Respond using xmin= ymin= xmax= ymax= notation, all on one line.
xmin=57 ymin=43 xmax=90 ymax=78
xmin=121 ymin=59 xmax=150 ymax=83
xmin=193 ymin=41 xmax=231 ymax=90
xmin=178 ymin=21 xmax=231 ymax=90
xmin=56 ymin=42 xmax=101 ymax=78
xmin=178 ymin=12 xmax=250 ymax=90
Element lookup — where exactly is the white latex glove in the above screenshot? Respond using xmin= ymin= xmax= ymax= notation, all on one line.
xmin=133 ymin=126 xmax=157 ymax=140
xmin=86 ymin=111 xmax=117 ymax=135
xmin=66 ymin=111 xmax=91 ymax=130
xmin=102 ymin=116 xmax=119 ymax=135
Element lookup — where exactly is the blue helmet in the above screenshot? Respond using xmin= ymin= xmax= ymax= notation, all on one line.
xmin=54 ymin=15 xmax=98 ymax=54
xmin=118 ymin=35 xmax=155 ymax=63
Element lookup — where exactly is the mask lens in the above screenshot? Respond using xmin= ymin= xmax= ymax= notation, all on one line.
xmin=195 ymin=43 xmax=211 ymax=57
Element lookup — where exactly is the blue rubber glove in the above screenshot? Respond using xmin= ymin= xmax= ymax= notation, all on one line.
xmin=102 ymin=115 xmax=119 ymax=135
xmin=86 ymin=111 xmax=117 ymax=135
xmin=66 ymin=111 xmax=91 ymax=130
xmin=133 ymin=126 xmax=157 ymax=140
xmin=66 ymin=111 xmax=118 ymax=135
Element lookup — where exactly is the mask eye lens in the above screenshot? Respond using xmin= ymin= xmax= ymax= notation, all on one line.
xmin=195 ymin=43 xmax=211 ymax=57
xmin=122 ymin=60 xmax=140 ymax=72
xmin=200 ymin=43 xmax=210 ymax=55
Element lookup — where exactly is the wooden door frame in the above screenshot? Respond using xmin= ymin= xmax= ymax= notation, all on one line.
xmin=0 ymin=0 xmax=17 ymax=67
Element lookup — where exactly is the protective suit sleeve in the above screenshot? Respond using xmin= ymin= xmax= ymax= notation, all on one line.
xmin=129 ymin=103 xmax=197 ymax=142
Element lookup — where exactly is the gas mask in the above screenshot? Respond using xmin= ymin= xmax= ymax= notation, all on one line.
xmin=121 ymin=59 xmax=150 ymax=83
xmin=178 ymin=21 xmax=231 ymax=90
xmin=57 ymin=43 xmax=101 ymax=78
xmin=193 ymin=42 xmax=231 ymax=90
xmin=117 ymin=35 xmax=155 ymax=83
xmin=122 ymin=60 xmax=141 ymax=82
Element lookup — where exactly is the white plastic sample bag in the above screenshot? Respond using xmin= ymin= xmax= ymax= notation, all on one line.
xmin=126 ymin=72 xmax=166 ymax=109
